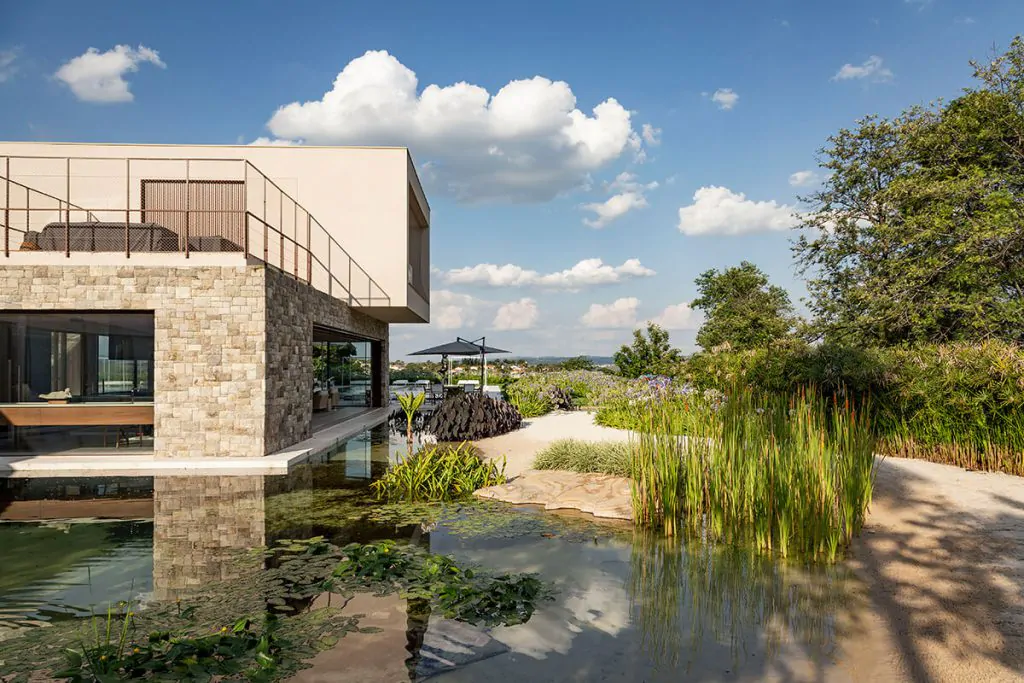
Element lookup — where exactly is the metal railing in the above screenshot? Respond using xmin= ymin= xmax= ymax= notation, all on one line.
xmin=0 ymin=155 xmax=390 ymax=307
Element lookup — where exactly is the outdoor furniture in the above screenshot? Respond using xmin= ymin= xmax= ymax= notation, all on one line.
xmin=483 ymin=384 xmax=503 ymax=399
xmin=35 ymin=222 xmax=180 ymax=252
xmin=313 ymin=391 xmax=329 ymax=412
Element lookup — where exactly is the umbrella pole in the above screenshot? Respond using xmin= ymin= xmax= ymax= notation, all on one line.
xmin=481 ymin=336 xmax=487 ymax=388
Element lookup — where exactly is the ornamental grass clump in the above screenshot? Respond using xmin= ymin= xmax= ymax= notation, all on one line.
xmin=631 ymin=386 xmax=876 ymax=561
xmin=371 ymin=442 xmax=506 ymax=502
xmin=533 ymin=439 xmax=632 ymax=477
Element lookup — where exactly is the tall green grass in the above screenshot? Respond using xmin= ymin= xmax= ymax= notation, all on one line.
xmin=631 ymin=387 xmax=876 ymax=561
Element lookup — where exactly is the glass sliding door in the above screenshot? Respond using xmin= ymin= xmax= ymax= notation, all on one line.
xmin=0 ymin=312 xmax=155 ymax=453
xmin=312 ymin=327 xmax=377 ymax=412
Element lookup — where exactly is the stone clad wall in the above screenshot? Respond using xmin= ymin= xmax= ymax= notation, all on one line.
xmin=263 ymin=267 xmax=388 ymax=454
xmin=0 ymin=263 xmax=390 ymax=458
xmin=0 ymin=265 xmax=267 ymax=458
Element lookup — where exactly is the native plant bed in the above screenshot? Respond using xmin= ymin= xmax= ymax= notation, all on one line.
xmin=0 ymin=537 xmax=554 ymax=682
xmin=370 ymin=442 xmax=507 ymax=502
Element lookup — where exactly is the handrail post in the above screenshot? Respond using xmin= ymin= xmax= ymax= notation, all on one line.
xmin=125 ymin=158 xmax=131 ymax=258
xmin=327 ymin=242 xmax=332 ymax=296
xmin=306 ymin=214 xmax=311 ymax=284
xmin=348 ymin=258 xmax=353 ymax=305
xmin=292 ymin=203 xmax=298 ymax=278
xmin=184 ymin=159 xmax=190 ymax=258
xmin=65 ymin=158 xmax=70 ymax=257
xmin=242 ymin=162 xmax=249 ymax=257
xmin=4 ymin=156 xmax=10 ymax=257
xmin=263 ymin=177 xmax=268 ymax=263
xmin=279 ymin=193 xmax=284 ymax=271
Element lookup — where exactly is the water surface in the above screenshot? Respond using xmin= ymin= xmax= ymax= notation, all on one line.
xmin=0 ymin=422 xmax=867 ymax=681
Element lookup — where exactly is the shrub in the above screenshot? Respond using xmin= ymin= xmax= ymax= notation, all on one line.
xmin=533 ymin=439 xmax=632 ymax=477
xmin=676 ymin=340 xmax=1024 ymax=474
xmin=370 ymin=442 xmax=506 ymax=502
xmin=632 ymin=386 xmax=876 ymax=561
xmin=505 ymin=370 xmax=628 ymax=417
xmin=426 ymin=393 xmax=523 ymax=441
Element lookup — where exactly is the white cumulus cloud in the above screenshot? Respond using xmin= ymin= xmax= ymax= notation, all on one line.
xmin=641 ymin=123 xmax=661 ymax=146
xmin=264 ymin=50 xmax=648 ymax=202
xmin=493 ymin=298 xmax=539 ymax=330
xmin=0 ymin=48 xmax=18 ymax=83
xmin=832 ymin=56 xmax=893 ymax=83
xmin=443 ymin=258 xmax=655 ymax=290
xmin=650 ymin=302 xmax=702 ymax=330
xmin=788 ymin=170 xmax=820 ymax=187
xmin=249 ymin=137 xmax=301 ymax=146
xmin=431 ymin=290 xmax=487 ymax=330
xmin=581 ymin=298 xmax=640 ymax=328
xmin=677 ymin=186 xmax=798 ymax=236
xmin=581 ymin=192 xmax=648 ymax=228
xmin=580 ymin=172 xmax=659 ymax=227
xmin=711 ymin=88 xmax=739 ymax=110
xmin=54 ymin=44 xmax=165 ymax=103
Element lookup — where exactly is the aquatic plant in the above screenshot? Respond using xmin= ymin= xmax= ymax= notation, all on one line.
xmin=397 ymin=391 xmax=426 ymax=443
xmin=56 ymin=602 xmax=282 ymax=682
xmin=426 ymin=392 xmax=522 ymax=441
xmin=532 ymin=439 xmax=632 ymax=477
xmin=334 ymin=540 xmax=552 ymax=627
xmin=370 ymin=442 xmax=506 ymax=502
xmin=631 ymin=386 xmax=876 ymax=560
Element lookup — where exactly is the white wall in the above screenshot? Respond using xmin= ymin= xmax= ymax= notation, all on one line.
xmin=0 ymin=142 xmax=430 ymax=323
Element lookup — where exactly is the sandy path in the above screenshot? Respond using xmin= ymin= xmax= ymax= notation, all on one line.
xmin=475 ymin=411 xmax=1024 ymax=681
xmin=846 ymin=457 xmax=1024 ymax=682
xmin=474 ymin=411 xmax=630 ymax=477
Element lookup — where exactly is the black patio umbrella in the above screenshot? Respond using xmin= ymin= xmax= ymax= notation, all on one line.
xmin=408 ymin=337 xmax=509 ymax=385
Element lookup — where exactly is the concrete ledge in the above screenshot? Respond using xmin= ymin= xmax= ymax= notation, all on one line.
xmin=0 ymin=407 xmax=391 ymax=478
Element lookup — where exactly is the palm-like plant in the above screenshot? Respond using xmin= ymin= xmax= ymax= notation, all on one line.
xmin=397 ymin=391 xmax=426 ymax=444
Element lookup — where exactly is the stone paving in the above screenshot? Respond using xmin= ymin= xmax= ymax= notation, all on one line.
xmin=474 ymin=469 xmax=633 ymax=521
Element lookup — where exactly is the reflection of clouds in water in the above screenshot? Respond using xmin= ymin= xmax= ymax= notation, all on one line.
xmin=431 ymin=530 xmax=634 ymax=660
xmin=491 ymin=571 xmax=631 ymax=659
xmin=491 ymin=611 xmax=575 ymax=658
xmin=564 ymin=574 xmax=630 ymax=637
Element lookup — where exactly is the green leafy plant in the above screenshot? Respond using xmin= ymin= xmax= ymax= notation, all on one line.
xmin=370 ymin=442 xmax=506 ymax=502
xmin=56 ymin=604 xmax=282 ymax=682
xmin=333 ymin=541 xmax=552 ymax=627
xmin=533 ymin=439 xmax=632 ymax=477
xmin=397 ymin=391 xmax=426 ymax=443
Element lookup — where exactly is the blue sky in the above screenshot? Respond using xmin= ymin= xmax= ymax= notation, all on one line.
xmin=2 ymin=1 xmax=1021 ymax=359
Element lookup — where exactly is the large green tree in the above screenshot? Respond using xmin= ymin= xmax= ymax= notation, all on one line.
xmin=691 ymin=262 xmax=795 ymax=350
xmin=613 ymin=323 xmax=681 ymax=378
xmin=794 ymin=38 xmax=1024 ymax=346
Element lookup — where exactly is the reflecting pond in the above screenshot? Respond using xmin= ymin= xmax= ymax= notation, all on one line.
xmin=0 ymin=422 xmax=874 ymax=681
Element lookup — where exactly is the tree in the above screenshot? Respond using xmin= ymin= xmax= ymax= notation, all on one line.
xmin=794 ymin=39 xmax=1024 ymax=346
xmin=691 ymin=262 xmax=795 ymax=350
xmin=613 ymin=323 xmax=682 ymax=378
xmin=560 ymin=356 xmax=595 ymax=371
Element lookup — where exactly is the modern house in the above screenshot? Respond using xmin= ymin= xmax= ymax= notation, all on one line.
xmin=0 ymin=142 xmax=430 ymax=459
